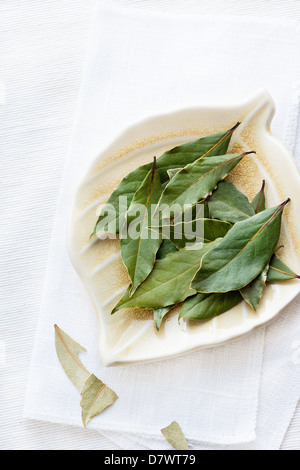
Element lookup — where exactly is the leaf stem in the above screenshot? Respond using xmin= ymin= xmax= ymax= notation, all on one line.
xmin=254 ymin=179 xmax=266 ymax=214
xmin=229 ymin=122 xmax=241 ymax=134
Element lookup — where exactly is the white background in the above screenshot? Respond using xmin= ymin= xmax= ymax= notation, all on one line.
xmin=0 ymin=0 xmax=299 ymax=450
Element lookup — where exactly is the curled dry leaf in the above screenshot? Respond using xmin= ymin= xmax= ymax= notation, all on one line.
xmin=54 ymin=325 xmax=118 ymax=427
xmin=54 ymin=324 xmax=89 ymax=391
xmin=80 ymin=374 xmax=118 ymax=428
xmin=161 ymin=421 xmax=189 ymax=450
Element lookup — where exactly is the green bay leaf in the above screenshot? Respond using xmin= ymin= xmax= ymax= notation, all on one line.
xmin=161 ymin=421 xmax=189 ymax=450
xmin=120 ymin=161 xmax=163 ymax=294
xmin=112 ymin=239 xmax=221 ymax=312
xmin=91 ymin=125 xmax=239 ymax=236
xmin=155 ymin=123 xmax=239 ymax=182
xmin=179 ymin=291 xmax=242 ymax=320
xmin=267 ymin=254 xmax=300 ymax=282
xmin=191 ymin=200 xmax=289 ymax=293
xmin=156 ymin=152 xmax=253 ymax=218
xmin=240 ymin=264 xmax=269 ymax=311
xmin=208 ymin=180 xmax=255 ymax=223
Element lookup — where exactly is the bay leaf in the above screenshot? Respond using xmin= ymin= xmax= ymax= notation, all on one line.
xmin=191 ymin=200 xmax=290 ymax=293
xmin=267 ymin=254 xmax=300 ymax=282
xmin=161 ymin=421 xmax=189 ymax=450
xmin=54 ymin=324 xmax=90 ymax=391
xmin=179 ymin=291 xmax=242 ymax=320
xmin=54 ymin=325 xmax=118 ymax=427
xmin=120 ymin=159 xmax=163 ymax=294
xmin=251 ymin=180 xmax=266 ymax=214
xmin=154 ymin=306 xmax=175 ymax=331
xmin=91 ymin=124 xmax=240 ymax=236
xmin=155 ymin=122 xmax=240 ymax=182
xmin=240 ymin=264 xmax=269 ymax=311
xmin=208 ymin=180 xmax=255 ymax=223
xmin=80 ymin=374 xmax=118 ymax=428
xmin=156 ymin=239 xmax=178 ymax=259
xmin=112 ymin=239 xmax=221 ymax=312
xmin=158 ymin=218 xmax=232 ymax=249
xmin=91 ymin=163 xmax=150 ymax=237
xmin=156 ymin=152 xmax=254 ymax=219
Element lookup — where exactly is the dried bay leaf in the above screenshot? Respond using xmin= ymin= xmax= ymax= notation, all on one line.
xmin=112 ymin=239 xmax=221 ymax=312
xmin=179 ymin=291 xmax=242 ymax=321
xmin=120 ymin=159 xmax=163 ymax=294
xmin=156 ymin=152 xmax=254 ymax=218
xmin=54 ymin=324 xmax=90 ymax=391
xmin=191 ymin=201 xmax=290 ymax=293
xmin=80 ymin=374 xmax=118 ymax=428
xmin=91 ymin=124 xmax=239 ymax=236
xmin=54 ymin=325 xmax=118 ymax=426
xmin=251 ymin=180 xmax=266 ymax=214
xmin=208 ymin=180 xmax=255 ymax=223
xmin=240 ymin=264 xmax=269 ymax=311
xmin=161 ymin=421 xmax=189 ymax=450
xmin=267 ymin=254 xmax=300 ymax=282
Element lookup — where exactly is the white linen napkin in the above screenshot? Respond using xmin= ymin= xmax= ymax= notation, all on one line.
xmin=24 ymin=2 xmax=300 ymax=447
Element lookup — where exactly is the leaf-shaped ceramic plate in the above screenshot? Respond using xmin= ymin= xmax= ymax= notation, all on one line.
xmin=67 ymin=90 xmax=300 ymax=366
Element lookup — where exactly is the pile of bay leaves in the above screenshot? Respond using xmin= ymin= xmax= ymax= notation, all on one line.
xmin=92 ymin=123 xmax=299 ymax=331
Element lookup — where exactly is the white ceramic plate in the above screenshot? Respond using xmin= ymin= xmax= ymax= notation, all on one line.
xmin=68 ymin=90 xmax=300 ymax=366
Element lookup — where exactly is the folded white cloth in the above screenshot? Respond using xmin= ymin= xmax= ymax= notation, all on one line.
xmin=24 ymin=2 xmax=300 ymax=448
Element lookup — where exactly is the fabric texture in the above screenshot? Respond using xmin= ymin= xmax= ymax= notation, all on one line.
xmin=23 ymin=1 xmax=300 ymax=449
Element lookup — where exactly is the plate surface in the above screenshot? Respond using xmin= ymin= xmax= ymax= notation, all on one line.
xmin=68 ymin=90 xmax=300 ymax=366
